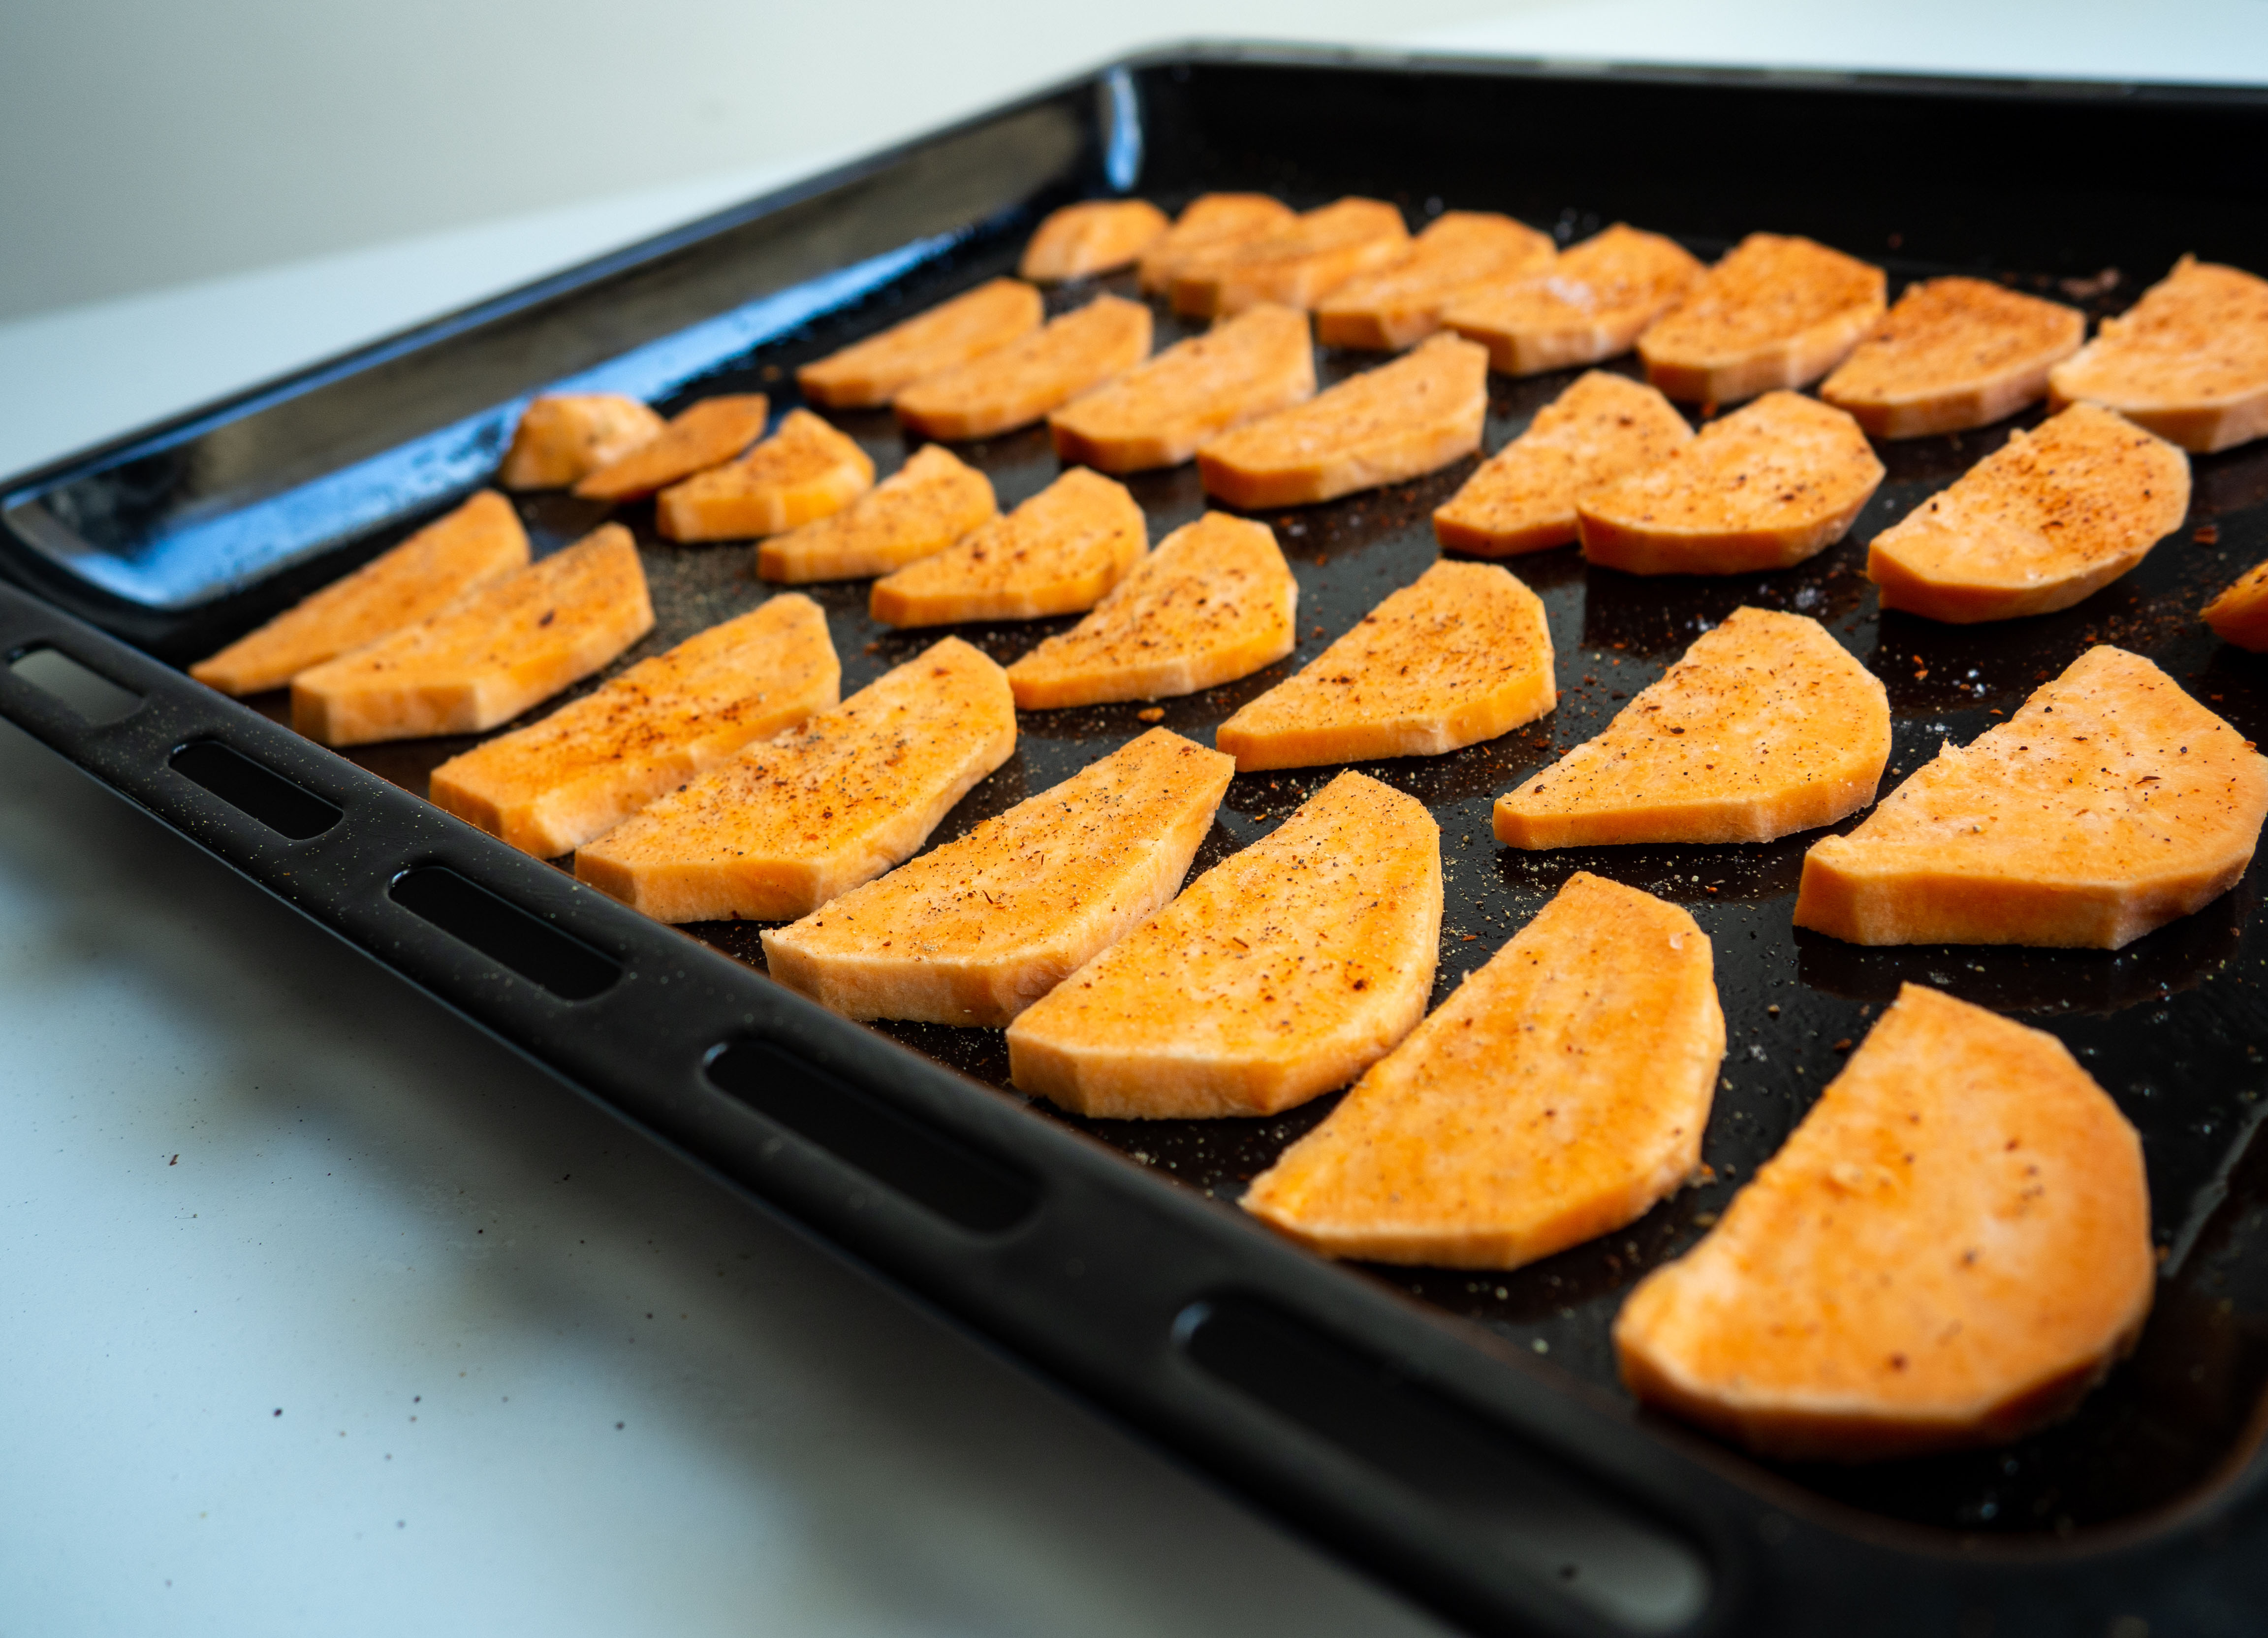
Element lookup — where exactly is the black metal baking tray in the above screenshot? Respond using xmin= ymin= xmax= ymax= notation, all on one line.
xmin=6 ymin=45 xmax=2268 ymax=1636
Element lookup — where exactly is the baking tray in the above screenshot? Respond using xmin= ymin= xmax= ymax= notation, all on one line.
xmin=6 ymin=45 xmax=2268 ymax=1636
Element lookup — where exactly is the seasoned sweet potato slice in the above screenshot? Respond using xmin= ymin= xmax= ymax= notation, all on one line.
xmin=1138 ymin=193 xmax=1296 ymax=294
xmin=428 ymin=594 xmax=839 ymax=858
xmin=1006 ymin=771 xmax=1441 ymax=1118
xmin=1442 ymin=224 xmax=1704 ymax=376
xmin=1245 ymin=872 xmax=1722 ymax=1267
xmin=1867 ymin=404 xmax=2189 ymax=623
xmin=1615 ymin=983 xmax=2152 ymax=1462
xmin=756 ymin=444 xmax=996 ymax=584
xmin=2049 ymin=256 xmax=2268 ymax=452
xmin=1496 ymin=606 xmax=1887 ymax=848
xmin=895 ymin=294 xmax=1151 ymax=442
xmin=1019 ymin=199 xmax=1169 ymax=282
xmin=1796 ymin=646 xmax=2268 ymax=949
xmin=572 ymin=394 xmax=770 ymax=501
xmin=1821 ymin=278 xmax=2083 ymax=439
xmin=1638 ymin=233 xmax=1887 ymax=405
xmin=2205 ymin=556 xmax=2268 ymax=650
xmin=869 ymin=467 xmax=1145 ymax=627
xmin=1006 ymin=512 xmax=1296 ymax=709
xmin=574 ymin=637 xmax=1014 ymax=923
xmin=291 ymin=525 xmax=653 ymax=747
xmin=1314 ymin=212 xmax=1557 ymax=352
xmin=796 ymin=278 xmax=1043 ymax=409
xmin=1169 ymin=198 xmax=1409 ymax=318
xmin=655 ymin=410 xmax=874 ymax=543
xmin=763 ymin=728 xmax=1234 ymax=1025
xmin=499 ymin=395 xmax=666 ymax=489
xmin=1048 ymin=303 xmax=1316 ymax=473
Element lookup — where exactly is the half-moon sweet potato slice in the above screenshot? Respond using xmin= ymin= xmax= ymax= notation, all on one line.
xmin=869 ymin=467 xmax=1146 ymax=627
xmin=756 ymin=444 xmax=997 ymax=584
xmin=1314 ymin=211 xmax=1557 ymax=352
xmin=1138 ymin=193 xmax=1296 ymax=295
xmin=572 ymin=394 xmax=770 ymax=501
xmin=1638 ymin=233 xmax=1887 ymax=405
xmin=499 ymin=395 xmax=666 ymax=489
xmin=1048 ymin=303 xmax=1316 ymax=473
xmin=655 ymin=410 xmax=874 ymax=543
xmin=1019 ymin=199 xmax=1170 ymax=282
xmin=1169 ymin=197 xmax=1409 ymax=319
xmin=796 ymin=278 xmax=1043 ymax=409
xmin=895 ymin=294 xmax=1152 ymax=442
xmin=1820 ymin=277 xmax=2084 ymax=439
xmin=2205 ymin=556 xmax=2268 ymax=650
xmin=1442 ymin=224 xmax=1704 ymax=376
xmin=2048 ymin=256 xmax=2268 ymax=452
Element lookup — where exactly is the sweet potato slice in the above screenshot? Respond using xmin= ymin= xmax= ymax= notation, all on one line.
xmin=1006 ymin=771 xmax=1441 ymax=1118
xmin=1795 ymin=645 xmax=2268 ymax=949
xmin=1614 ymin=983 xmax=2152 ymax=1462
xmin=1496 ymin=606 xmax=1888 ymax=848
xmin=1245 ymin=872 xmax=1722 ymax=1267
xmin=574 ymin=637 xmax=1014 ymax=923
xmin=1820 ymin=278 xmax=2084 ymax=439
xmin=756 ymin=444 xmax=996 ymax=584
xmin=763 ymin=728 xmax=1234 ymax=1025
xmin=1019 ymin=199 xmax=1169 ymax=282
xmin=1433 ymin=372 xmax=1692 ymax=556
xmin=796 ymin=278 xmax=1043 ymax=410
xmin=1216 ymin=561 xmax=1554 ymax=771
xmin=1169 ymin=198 xmax=1410 ymax=319
xmin=1006 ymin=512 xmax=1296 ymax=709
xmin=572 ymin=394 xmax=770 ymax=501
xmin=1197 ymin=332 xmax=1488 ymax=510
xmin=655 ymin=410 xmax=874 ymax=543
xmin=1048 ymin=303 xmax=1316 ymax=473
xmin=2048 ymin=256 xmax=2268 ymax=453
xmin=895 ymin=295 xmax=1152 ymax=442
xmin=499 ymin=395 xmax=666 ymax=489
xmin=428 ymin=594 xmax=839 ymax=858
xmin=189 ymin=491 xmax=529 ymax=696
xmin=1638 ymin=233 xmax=1887 ymax=405
xmin=291 ymin=525 xmax=653 ymax=748
xmin=2205 ymin=556 xmax=2268 ymax=651
xmin=1576 ymin=391 xmax=1885 ymax=575
xmin=1138 ymin=193 xmax=1296 ymax=295
xmin=869 ymin=467 xmax=1145 ymax=627
xmin=1867 ymin=404 xmax=2189 ymax=623
xmin=1442 ymin=224 xmax=1704 ymax=376
xmin=1314 ymin=212 xmax=1557 ymax=352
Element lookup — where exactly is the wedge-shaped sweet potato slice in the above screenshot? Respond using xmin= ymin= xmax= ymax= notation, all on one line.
xmin=574 ymin=637 xmax=1014 ymax=923
xmin=1615 ymin=983 xmax=2152 ymax=1462
xmin=1048 ymin=303 xmax=1316 ymax=473
xmin=572 ymin=394 xmax=770 ymax=501
xmin=428 ymin=594 xmax=839 ymax=858
xmin=1216 ymin=561 xmax=1553 ymax=771
xmin=1496 ymin=606 xmax=1887 ymax=848
xmin=1006 ymin=512 xmax=1296 ymax=709
xmin=1314 ymin=212 xmax=1557 ymax=352
xmin=1197 ymin=332 xmax=1489 ymax=510
xmin=1169 ymin=198 xmax=1410 ymax=319
xmin=1576 ymin=391 xmax=1885 ymax=575
xmin=763 ymin=728 xmax=1234 ymax=1025
xmin=895 ymin=294 xmax=1152 ymax=442
xmin=190 ymin=491 xmax=529 ymax=696
xmin=656 ymin=410 xmax=874 ymax=543
xmin=1820 ymin=278 xmax=2084 ymax=439
xmin=2049 ymin=256 xmax=2268 ymax=452
xmin=1138 ymin=193 xmax=1296 ymax=295
xmin=499 ymin=395 xmax=666 ymax=489
xmin=291 ymin=525 xmax=653 ymax=747
xmin=1867 ymin=404 xmax=2189 ymax=623
xmin=1638 ymin=233 xmax=1887 ymax=405
xmin=870 ymin=468 xmax=1144 ymax=627
xmin=1796 ymin=646 xmax=2268 ymax=948
xmin=1006 ymin=771 xmax=1441 ymax=1118
xmin=1433 ymin=372 xmax=1692 ymax=556
xmin=1245 ymin=872 xmax=1722 ymax=1267
xmin=1442 ymin=224 xmax=1704 ymax=376
xmin=2205 ymin=556 xmax=2268 ymax=651
xmin=1019 ymin=199 xmax=1169 ymax=282
xmin=796 ymin=278 xmax=1043 ymax=409
xmin=756 ymin=445 xmax=995 ymax=584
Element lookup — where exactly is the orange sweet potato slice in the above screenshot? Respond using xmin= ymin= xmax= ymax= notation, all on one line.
xmin=1614 ymin=983 xmax=2152 ymax=1462
xmin=869 ymin=467 xmax=1145 ymax=627
xmin=1433 ymin=371 xmax=1693 ymax=556
xmin=1496 ymin=606 xmax=1887 ymax=848
xmin=1169 ymin=198 xmax=1410 ymax=319
xmin=1138 ymin=193 xmax=1296 ymax=294
xmin=574 ymin=636 xmax=1015 ymax=923
xmin=756 ymin=444 xmax=995 ymax=584
xmin=2049 ymin=256 xmax=2268 ymax=452
xmin=1867 ymin=404 xmax=2190 ymax=623
xmin=762 ymin=728 xmax=1235 ymax=1025
xmin=1196 ymin=332 xmax=1488 ymax=510
xmin=655 ymin=410 xmax=874 ymax=543
xmin=1795 ymin=645 xmax=2268 ymax=949
xmin=428 ymin=594 xmax=839 ymax=858
xmin=1638 ymin=233 xmax=1887 ymax=405
xmin=895 ymin=294 xmax=1152 ymax=442
xmin=2205 ymin=556 xmax=2268 ymax=650
xmin=1820 ymin=277 xmax=2084 ymax=439
xmin=1215 ymin=560 xmax=1554 ymax=771
xmin=1048 ymin=303 xmax=1316 ymax=473
xmin=1005 ymin=771 xmax=1441 ymax=1118
xmin=1245 ymin=872 xmax=1722 ymax=1267
xmin=572 ymin=394 xmax=770 ymax=501
xmin=1314 ymin=212 xmax=1557 ymax=351
xmin=1019 ymin=199 xmax=1170 ymax=282
xmin=796 ymin=278 xmax=1043 ymax=409
xmin=1442 ymin=224 xmax=1704 ymax=376
xmin=1576 ymin=390 xmax=1885 ymax=575
xmin=499 ymin=395 xmax=666 ymax=489
xmin=1006 ymin=512 xmax=1296 ymax=709
xmin=189 ymin=491 xmax=529 ymax=696
xmin=291 ymin=525 xmax=653 ymax=748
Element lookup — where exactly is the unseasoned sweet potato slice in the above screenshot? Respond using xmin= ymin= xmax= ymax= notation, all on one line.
xmin=2205 ymin=556 xmax=2268 ymax=650
xmin=895 ymin=294 xmax=1151 ymax=442
xmin=1216 ymin=561 xmax=1553 ymax=771
xmin=655 ymin=410 xmax=874 ymax=543
xmin=1006 ymin=771 xmax=1441 ymax=1118
xmin=1576 ymin=391 xmax=1885 ymax=575
xmin=1314 ymin=212 xmax=1557 ymax=352
xmin=1638 ymin=233 xmax=1887 ymax=405
xmin=1442 ymin=224 xmax=1703 ymax=376
xmin=1433 ymin=372 xmax=1692 ymax=556
xmin=756 ymin=444 xmax=995 ymax=584
xmin=763 ymin=728 xmax=1234 ymax=1025
xmin=291 ymin=526 xmax=653 ymax=747
xmin=1245 ymin=872 xmax=1722 ymax=1267
xmin=796 ymin=278 xmax=1043 ymax=409
xmin=2049 ymin=256 xmax=2268 ymax=452
xmin=1138 ymin=193 xmax=1296 ymax=294
xmin=1821 ymin=278 xmax=2083 ymax=439
xmin=499 ymin=395 xmax=666 ymax=489
xmin=428 ymin=594 xmax=839 ymax=858
xmin=574 ymin=637 xmax=1014 ymax=923
xmin=572 ymin=395 xmax=770 ymax=501
xmin=1019 ymin=199 xmax=1169 ymax=282
xmin=1615 ymin=983 xmax=2152 ymax=1462
xmin=869 ymin=467 xmax=1145 ymax=627
xmin=1867 ymin=404 xmax=2189 ymax=623
xmin=1006 ymin=512 xmax=1296 ymax=709
xmin=1796 ymin=646 xmax=2268 ymax=949
xmin=1496 ymin=606 xmax=1887 ymax=848
xmin=1169 ymin=198 xmax=1409 ymax=319
xmin=190 ymin=491 xmax=529 ymax=696
xmin=1048 ymin=303 xmax=1316 ymax=473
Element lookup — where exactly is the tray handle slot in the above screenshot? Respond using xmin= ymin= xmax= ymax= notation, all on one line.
xmin=388 ymin=865 xmax=620 ymax=1001
xmin=169 ymin=740 xmax=342 ymax=840
xmin=5 ymin=645 xmax=144 ymax=726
